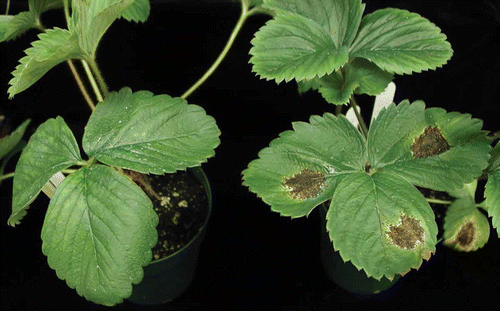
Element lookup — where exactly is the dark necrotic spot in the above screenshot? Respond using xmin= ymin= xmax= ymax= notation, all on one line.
xmin=411 ymin=126 xmax=450 ymax=158
xmin=456 ymin=222 xmax=474 ymax=247
xmin=283 ymin=169 xmax=325 ymax=200
xmin=387 ymin=214 xmax=425 ymax=250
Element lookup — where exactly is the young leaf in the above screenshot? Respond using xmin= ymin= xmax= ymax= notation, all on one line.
xmin=41 ymin=165 xmax=158 ymax=306
xmin=443 ymin=197 xmax=490 ymax=251
xmin=301 ymin=58 xmax=394 ymax=105
xmin=242 ymin=113 xmax=366 ymax=217
xmin=83 ymin=87 xmax=220 ymax=174
xmin=8 ymin=27 xmax=84 ymax=98
xmin=0 ymin=119 xmax=31 ymax=160
xmin=250 ymin=13 xmax=347 ymax=83
xmin=0 ymin=12 xmax=37 ymax=42
xmin=326 ymin=172 xmax=437 ymax=281
xmin=71 ymin=0 xmax=135 ymax=57
xmin=120 ymin=0 xmax=150 ymax=23
xmin=368 ymin=100 xmax=491 ymax=191
xmin=349 ymin=8 xmax=453 ymax=75
xmin=9 ymin=117 xmax=81 ymax=226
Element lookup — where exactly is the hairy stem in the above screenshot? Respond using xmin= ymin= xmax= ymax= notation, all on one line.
xmin=82 ymin=60 xmax=104 ymax=103
xmin=425 ymin=198 xmax=453 ymax=205
xmin=349 ymin=96 xmax=368 ymax=138
xmin=0 ymin=172 xmax=14 ymax=181
xmin=66 ymin=60 xmax=96 ymax=111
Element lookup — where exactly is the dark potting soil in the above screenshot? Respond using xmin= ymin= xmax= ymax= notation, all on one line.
xmin=144 ymin=170 xmax=209 ymax=260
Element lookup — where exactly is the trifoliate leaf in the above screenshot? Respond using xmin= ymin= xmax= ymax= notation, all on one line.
xmin=83 ymin=87 xmax=220 ymax=174
xmin=368 ymin=100 xmax=491 ymax=191
xmin=72 ymin=0 xmax=135 ymax=56
xmin=8 ymin=27 xmax=84 ymax=98
xmin=9 ymin=117 xmax=81 ymax=226
xmin=349 ymin=8 xmax=453 ymax=75
xmin=0 ymin=119 xmax=31 ymax=160
xmin=243 ymin=113 xmax=366 ymax=217
xmin=41 ymin=165 xmax=158 ymax=306
xmin=327 ymin=171 xmax=437 ymax=281
xmin=0 ymin=12 xmax=37 ymax=42
xmin=120 ymin=0 xmax=150 ymax=23
xmin=250 ymin=13 xmax=348 ymax=83
xmin=443 ymin=197 xmax=490 ymax=251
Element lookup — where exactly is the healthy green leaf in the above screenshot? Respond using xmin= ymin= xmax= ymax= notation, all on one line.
xmin=298 ymin=58 xmax=394 ymax=105
xmin=71 ymin=0 xmax=135 ymax=56
xmin=327 ymin=171 xmax=437 ymax=281
xmin=241 ymin=0 xmax=264 ymax=8
xmin=265 ymin=0 xmax=365 ymax=48
xmin=486 ymin=141 xmax=500 ymax=173
xmin=41 ymin=165 xmax=158 ymax=306
xmin=349 ymin=8 xmax=453 ymax=75
xmin=29 ymin=0 xmax=65 ymax=17
xmin=242 ymin=113 xmax=366 ymax=217
xmin=369 ymin=100 xmax=491 ymax=191
xmin=0 ymin=119 xmax=31 ymax=160
xmin=485 ymin=166 xmax=500 ymax=236
xmin=8 ymin=27 xmax=84 ymax=98
xmin=120 ymin=0 xmax=150 ymax=23
xmin=83 ymin=87 xmax=220 ymax=174
xmin=9 ymin=117 xmax=81 ymax=226
xmin=250 ymin=13 xmax=348 ymax=83
xmin=443 ymin=197 xmax=490 ymax=251
xmin=0 ymin=12 xmax=37 ymax=42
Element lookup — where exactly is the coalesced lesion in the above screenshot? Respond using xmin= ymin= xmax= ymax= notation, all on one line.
xmin=411 ymin=126 xmax=451 ymax=158
xmin=282 ymin=169 xmax=325 ymax=200
xmin=386 ymin=214 xmax=425 ymax=250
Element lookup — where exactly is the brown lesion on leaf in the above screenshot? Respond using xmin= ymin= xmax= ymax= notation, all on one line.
xmin=447 ymin=222 xmax=475 ymax=251
xmin=282 ymin=169 xmax=325 ymax=200
xmin=386 ymin=214 xmax=425 ymax=250
xmin=411 ymin=126 xmax=451 ymax=158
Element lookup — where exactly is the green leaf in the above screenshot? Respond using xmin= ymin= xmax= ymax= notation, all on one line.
xmin=368 ymin=100 xmax=491 ymax=191
xmin=9 ymin=117 xmax=81 ymax=226
xmin=242 ymin=113 xmax=366 ymax=217
xmin=41 ymin=165 xmax=158 ymax=306
xmin=8 ymin=27 xmax=84 ymax=98
xmin=486 ymin=141 xmax=500 ymax=173
xmin=349 ymin=8 xmax=453 ymax=75
xmin=265 ymin=0 xmax=365 ymax=48
xmin=300 ymin=58 xmax=394 ymax=105
xmin=72 ymin=0 xmax=135 ymax=56
xmin=250 ymin=13 xmax=347 ymax=83
xmin=0 ymin=12 xmax=37 ymax=42
xmin=485 ymin=166 xmax=500 ymax=236
xmin=0 ymin=119 xmax=31 ymax=160
xmin=327 ymin=172 xmax=437 ymax=281
xmin=443 ymin=197 xmax=490 ymax=251
xmin=83 ymin=87 xmax=220 ymax=174
xmin=120 ymin=0 xmax=150 ymax=23
xmin=29 ymin=0 xmax=65 ymax=17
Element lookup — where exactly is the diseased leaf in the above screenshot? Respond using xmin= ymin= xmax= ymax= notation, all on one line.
xmin=9 ymin=117 xmax=81 ymax=226
xmin=8 ymin=27 xmax=84 ymax=97
xmin=243 ymin=113 xmax=366 ymax=217
xmin=349 ymin=8 xmax=453 ymax=75
xmin=83 ymin=87 xmax=220 ymax=174
xmin=250 ymin=13 xmax=347 ymax=83
xmin=443 ymin=197 xmax=490 ymax=251
xmin=327 ymin=172 xmax=437 ymax=281
xmin=369 ymin=100 xmax=491 ymax=191
xmin=41 ymin=165 xmax=158 ymax=306
xmin=120 ymin=0 xmax=150 ymax=23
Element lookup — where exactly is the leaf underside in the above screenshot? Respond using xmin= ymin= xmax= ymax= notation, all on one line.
xmin=41 ymin=165 xmax=158 ymax=306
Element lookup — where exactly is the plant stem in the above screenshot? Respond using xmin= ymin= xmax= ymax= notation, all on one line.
xmin=5 ymin=0 xmax=10 ymax=14
xmin=426 ymin=198 xmax=453 ymax=205
xmin=349 ymin=96 xmax=368 ymax=138
xmin=66 ymin=60 xmax=96 ymax=111
xmin=181 ymin=2 xmax=252 ymax=99
xmin=87 ymin=59 xmax=109 ymax=98
xmin=0 ymin=172 xmax=14 ymax=181
xmin=82 ymin=60 xmax=104 ymax=103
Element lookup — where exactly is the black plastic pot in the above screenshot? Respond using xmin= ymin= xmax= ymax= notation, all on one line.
xmin=319 ymin=204 xmax=402 ymax=298
xmin=127 ymin=167 xmax=212 ymax=305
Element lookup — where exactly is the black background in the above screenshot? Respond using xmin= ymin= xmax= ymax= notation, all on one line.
xmin=1 ymin=0 xmax=499 ymax=310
